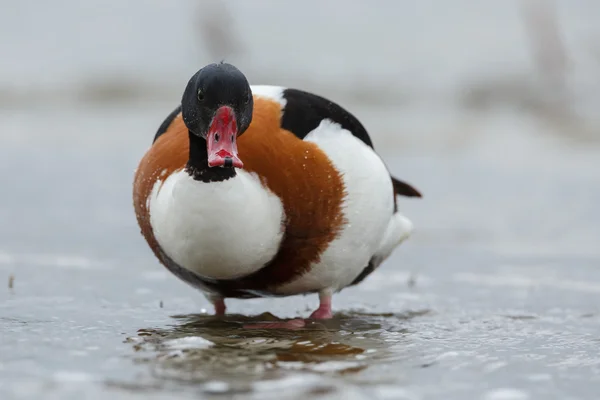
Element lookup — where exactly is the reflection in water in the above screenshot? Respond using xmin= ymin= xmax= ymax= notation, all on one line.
xmin=124 ymin=310 xmax=430 ymax=394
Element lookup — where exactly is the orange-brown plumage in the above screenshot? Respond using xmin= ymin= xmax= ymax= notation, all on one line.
xmin=133 ymin=97 xmax=346 ymax=295
xmin=133 ymin=111 xmax=187 ymax=266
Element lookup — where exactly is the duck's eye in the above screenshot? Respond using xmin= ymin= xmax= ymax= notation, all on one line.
xmin=197 ymin=89 xmax=205 ymax=102
xmin=244 ymin=94 xmax=251 ymax=105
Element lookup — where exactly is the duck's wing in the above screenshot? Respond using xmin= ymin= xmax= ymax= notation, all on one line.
xmin=256 ymin=86 xmax=422 ymax=200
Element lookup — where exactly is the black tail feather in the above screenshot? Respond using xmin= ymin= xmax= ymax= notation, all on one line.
xmin=392 ymin=176 xmax=422 ymax=198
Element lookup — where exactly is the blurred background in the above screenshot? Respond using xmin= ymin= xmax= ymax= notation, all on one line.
xmin=1 ymin=1 xmax=600 ymax=399
xmin=0 ymin=0 xmax=598 ymax=261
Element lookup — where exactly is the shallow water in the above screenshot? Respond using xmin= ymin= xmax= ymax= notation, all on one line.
xmin=1 ymin=102 xmax=599 ymax=399
xmin=2 ymin=1 xmax=600 ymax=399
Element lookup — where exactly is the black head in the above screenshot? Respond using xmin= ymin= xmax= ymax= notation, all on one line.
xmin=181 ymin=62 xmax=253 ymax=169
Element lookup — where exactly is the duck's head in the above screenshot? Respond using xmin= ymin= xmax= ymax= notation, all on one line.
xmin=181 ymin=62 xmax=253 ymax=169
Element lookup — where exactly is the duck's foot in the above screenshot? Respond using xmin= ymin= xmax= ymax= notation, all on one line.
xmin=243 ymin=290 xmax=333 ymax=330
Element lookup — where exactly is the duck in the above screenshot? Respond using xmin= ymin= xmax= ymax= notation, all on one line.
xmin=133 ymin=62 xmax=421 ymax=329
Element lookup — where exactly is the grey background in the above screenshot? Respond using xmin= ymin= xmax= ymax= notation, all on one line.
xmin=1 ymin=1 xmax=599 ymax=399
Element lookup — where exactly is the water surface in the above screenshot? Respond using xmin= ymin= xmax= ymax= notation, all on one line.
xmin=1 ymin=1 xmax=600 ymax=399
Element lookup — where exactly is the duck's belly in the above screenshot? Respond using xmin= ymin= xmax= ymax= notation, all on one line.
xmin=272 ymin=119 xmax=395 ymax=295
xmin=148 ymin=169 xmax=285 ymax=280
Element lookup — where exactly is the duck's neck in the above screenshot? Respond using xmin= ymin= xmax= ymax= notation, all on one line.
xmin=186 ymin=133 xmax=237 ymax=183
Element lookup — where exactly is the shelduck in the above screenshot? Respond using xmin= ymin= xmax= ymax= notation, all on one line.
xmin=133 ymin=62 xmax=421 ymax=329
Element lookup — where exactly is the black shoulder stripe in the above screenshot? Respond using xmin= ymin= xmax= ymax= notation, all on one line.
xmin=153 ymin=105 xmax=182 ymax=143
xmin=280 ymin=88 xmax=374 ymax=148
xmin=349 ymin=258 xmax=376 ymax=286
xmin=392 ymin=176 xmax=422 ymax=198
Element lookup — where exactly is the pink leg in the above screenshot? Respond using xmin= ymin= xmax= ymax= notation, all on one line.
xmin=309 ymin=291 xmax=333 ymax=319
xmin=213 ymin=298 xmax=226 ymax=316
xmin=244 ymin=290 xmax=333 ymax=329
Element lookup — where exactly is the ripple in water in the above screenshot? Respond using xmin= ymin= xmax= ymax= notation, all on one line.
xmin=121 ymin=310 xmax=431 ymax=396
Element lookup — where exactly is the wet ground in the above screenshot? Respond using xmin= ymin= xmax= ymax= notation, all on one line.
xmin=2 ymin=2 xmax=600 ymax=398
xmin=1 ymin=100 xmax=599 ymax=399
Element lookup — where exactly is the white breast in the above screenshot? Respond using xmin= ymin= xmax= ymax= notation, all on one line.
xmin=274 ymin=119 xmax=401 ymax=294
xmin=148 ymin=169 xmax=285 ymax=280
